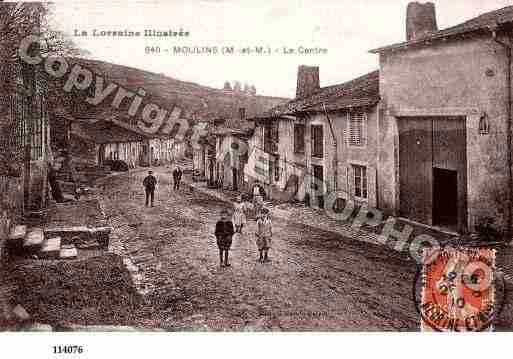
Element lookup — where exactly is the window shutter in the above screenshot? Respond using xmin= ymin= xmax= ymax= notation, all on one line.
xmin=347 ymin=165 xmax=354 ymax=198
xmin=349 ymin=111 xmax=366 ymax=146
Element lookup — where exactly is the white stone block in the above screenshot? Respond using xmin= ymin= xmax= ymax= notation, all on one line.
xmin=12 ymin=304 xmax=30 ymax=321
xmin=42 ymin=236 xmax=61 ymax=250
xmin=60 ymin=244 xmax=78 ymax=259
xmin=25 ymin=323 xmax=53 ymax=332
xmin=23 ymin=228 xmax=44 ymax=248
xmin=9 ymin=225 xmax=26 ymax=240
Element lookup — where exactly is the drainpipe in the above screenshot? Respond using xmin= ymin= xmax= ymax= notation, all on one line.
xmin=492 ymin=28 xmax=513 ymax=240
xmin=322 ymin=103 xmax=339 ymax=192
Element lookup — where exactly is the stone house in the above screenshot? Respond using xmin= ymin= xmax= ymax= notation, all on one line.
xmin=246 ymin=67 xmax=380 ymax=208
xmin=71 ymin=115 xmax=185 ymax=168
xmin=213 ymin=111 xmax=253 ymax=191
xmin=246 ymin=3 xmax=513 ymax=236
xmin=370 ymin=2 xmax=513 ymax=234
xmin=72 ymin=118 xmax=151 ymax=168
xmin=192 ymin=119 xmax=215 ymax=181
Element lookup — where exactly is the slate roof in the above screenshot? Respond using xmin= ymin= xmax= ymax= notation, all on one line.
xmin=252 ymin=70 xmax=380 ymax=120
xmin=370 ymin=5 xmax=513 ymax=53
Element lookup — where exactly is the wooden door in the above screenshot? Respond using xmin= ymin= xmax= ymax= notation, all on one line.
xmin=399 ymin=118 xmax=433 ymax=224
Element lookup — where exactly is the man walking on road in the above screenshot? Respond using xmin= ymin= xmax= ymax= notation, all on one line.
xmin=143 ymin=170 xmax=157 ymax=207
xmin=172 ymin=166 xmax=183 ymax=190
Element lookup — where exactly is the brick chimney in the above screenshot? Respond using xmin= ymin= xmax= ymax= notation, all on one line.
xmin=296 ymin=65 xmax=320 ymax=99
xmin=406 ymin=2 xmax=438 ymax=41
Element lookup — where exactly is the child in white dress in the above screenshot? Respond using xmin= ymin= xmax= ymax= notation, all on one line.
xmin=232 ymin=195 xmax=247 ymax=234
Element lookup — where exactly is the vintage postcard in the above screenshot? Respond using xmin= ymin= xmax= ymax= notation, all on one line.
xmin=1 ymin=0 xmax=513 ymax=352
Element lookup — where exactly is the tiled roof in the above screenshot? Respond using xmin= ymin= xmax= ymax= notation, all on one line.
xmin=370 ymin=5 xmax=513 ymax=53
xmin=72 ymin=119 xmax=150 ymax=144
xmin=255 ymin=70 xmax=379 ymax=119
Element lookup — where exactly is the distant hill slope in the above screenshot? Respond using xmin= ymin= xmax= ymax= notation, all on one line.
xmin=51 ymin=57 xmax=288 ymax=127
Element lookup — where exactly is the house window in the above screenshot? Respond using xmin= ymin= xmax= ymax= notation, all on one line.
xmin=264 ymin=122 xmax=278 ymax=154
xmin=294 ymin=123 xmax=305 ymax=154
xmin=353 ymin=165 xmax=368 ymax=199
xmin=30 ymin=97 xmax=43 ymax=160
xmin=349 ymin=111 xmax=366 ymax=147
xmin=311 ymin=125 xmax=323 ymax=158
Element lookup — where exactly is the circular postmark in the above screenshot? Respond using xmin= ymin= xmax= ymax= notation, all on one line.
xmin=412 ymin=247 xmax=505 ymax=332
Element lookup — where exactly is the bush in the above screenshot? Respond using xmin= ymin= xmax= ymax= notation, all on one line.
xmin=103 ymin=160 xmax=129 ymax=172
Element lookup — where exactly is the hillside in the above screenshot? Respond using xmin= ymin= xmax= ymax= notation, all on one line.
xmin=51 ymin=57 xmax=287 ymax=125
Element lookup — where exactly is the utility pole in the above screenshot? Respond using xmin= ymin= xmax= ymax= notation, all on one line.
xmin=322 ymin=103 xmax=338 ymax=192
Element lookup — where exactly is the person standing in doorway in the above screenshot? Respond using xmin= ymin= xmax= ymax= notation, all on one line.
xmin=215 ymin=209 xmax=235 ymax=267
xmin=143 ymin=170 xmax=157 ymax=207
xmin=173 ymin=166 xmax=183 ymax=190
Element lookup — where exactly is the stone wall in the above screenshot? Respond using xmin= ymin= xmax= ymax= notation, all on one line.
xmin=0 ymin=175 xmax=23 ymax=267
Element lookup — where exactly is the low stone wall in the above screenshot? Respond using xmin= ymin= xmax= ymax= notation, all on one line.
xmin=27 ymin=160 xmax=48 ymax=210
xmin=0 ymin=175 xmax=23 ymax=267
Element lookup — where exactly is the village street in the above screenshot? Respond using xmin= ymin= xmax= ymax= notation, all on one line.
xmin=99 ymin=166 xmax=420 ymax=331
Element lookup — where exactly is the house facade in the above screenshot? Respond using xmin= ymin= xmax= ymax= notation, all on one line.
xmin=247 ymin=67 xmax=380 ymax=209
xmin=244 ymin=3 xmax=513 ymax=236
xmin=371 ymin=2 xmax=513 ymax=233
xmin=71 ymin=116 xmax=186 ymax=168
xmin=72 ymin=119 xmax=150 ymax=168
xmin=214 ymin=128 xmax=251 ymax=191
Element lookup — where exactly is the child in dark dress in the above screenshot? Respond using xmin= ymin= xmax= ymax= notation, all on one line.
xmin=215 ymin=209 xmax=235 ymax=267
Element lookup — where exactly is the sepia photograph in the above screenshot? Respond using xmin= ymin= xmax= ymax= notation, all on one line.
xmin=1 ymin=0 xmax=513 ymax=356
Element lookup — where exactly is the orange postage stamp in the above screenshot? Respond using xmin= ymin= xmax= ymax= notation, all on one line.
xmin=420 ymin=247 xmax=496 ymax=332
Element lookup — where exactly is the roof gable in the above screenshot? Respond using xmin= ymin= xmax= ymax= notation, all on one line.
xmin=371 ymin=5 xmax=513 ymax=54
xmin=257 ymin=70 xmax=380 ymax=118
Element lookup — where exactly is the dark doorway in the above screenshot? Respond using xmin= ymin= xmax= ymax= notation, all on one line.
xmin=433 ymin=168 xmax=458 ymax=228
xmin=312 ymin=165 xmax=324 ymax=208
xmin=98 ymin=144 xmax=105 ymax=166
xmin=399 ymin=118 xmax=432 ymax=224
xmin=232 ymin=167 xmax=238 ymax=191
xmin=399 ymin=117 xmax=467 ymax=232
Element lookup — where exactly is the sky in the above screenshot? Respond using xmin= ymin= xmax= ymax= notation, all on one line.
xmin=49 ymin=0 xmax=513 ymax=98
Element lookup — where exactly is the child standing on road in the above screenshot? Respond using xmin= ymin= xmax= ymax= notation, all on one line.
xmin=255 ymin=208 xmax=272 ymax=263
xmin=215 ymin=209 xmax=235 ymax=267
xmin=232 ymin=195 xmax=247 ymax=234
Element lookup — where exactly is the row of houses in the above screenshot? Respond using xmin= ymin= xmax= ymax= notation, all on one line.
xmin=68 ymin=115 xmax=186 ymax=168
xmin=194 ymin=2 xmax=513 ymax=236
xmin=193 ymin=108 xmax=258 ymax=191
